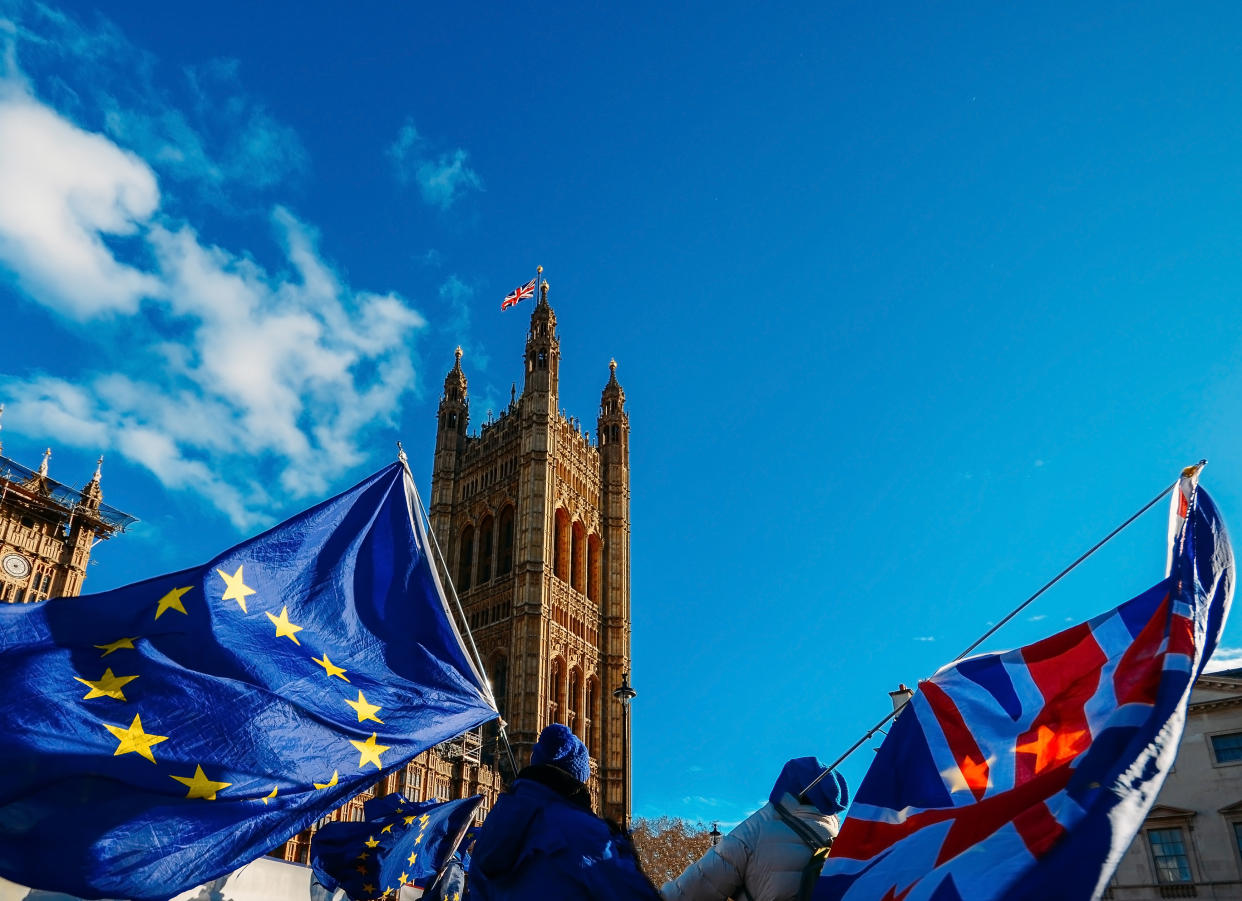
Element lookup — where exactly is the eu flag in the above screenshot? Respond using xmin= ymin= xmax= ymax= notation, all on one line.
xmin=815 ymin=470 xmax=1234 ymax=900
xmin=0 ymin=462 xmax=498 ymax=900
xmin=312 ymin=794 xmax=483 ymax=899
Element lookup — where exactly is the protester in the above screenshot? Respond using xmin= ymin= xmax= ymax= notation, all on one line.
xmin=660 ymin=757 xmax=848 ymax=901
xmin=468 ymin=723 xmax=661 ymax=900
xmin=424 ymin=853 xmax=466 ymax=901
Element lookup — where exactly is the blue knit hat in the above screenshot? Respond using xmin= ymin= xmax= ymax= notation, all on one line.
xmin=530 ymin=724 xmax=590 ymax=784
xmin=769 ymin=756 xmax=850 ymax=816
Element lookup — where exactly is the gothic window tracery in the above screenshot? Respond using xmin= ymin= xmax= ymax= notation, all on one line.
xmin=458 ymin=524 xmax=474 ymax=592
xmin=479 ymin=514 xmax=494 ymax=583
xmin=498 ymin=505 xmax=515 ymax=575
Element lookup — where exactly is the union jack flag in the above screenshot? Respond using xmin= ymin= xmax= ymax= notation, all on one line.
xmin=815 ymin=470 xmax=1234 ymax=901
xmin=501 ymin=277 xmax=537 ymax=310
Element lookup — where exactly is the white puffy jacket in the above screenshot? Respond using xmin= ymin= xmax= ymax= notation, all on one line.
xmin=660 ymin=793 xmax=838 ymax=901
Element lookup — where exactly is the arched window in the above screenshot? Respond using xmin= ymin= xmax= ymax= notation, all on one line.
xmin=478 ymin=514 xmax=494 ymax=584
xmin=491 ymin=654 xmax=508 ymax=719
xmin=611 ymin=425 xmax=620 ymax=443
xmin=498 ymin=505 xmax=515 ymax=575
xmin=568 ymin=667 xmax=583 ymax=736
xmin=554 ymin=509 xmax=570 ymax=582
xmin=571 ymin=522 xmax=586 ymax=594
xmin=457 ymin=524 xmax=474 ymax=592
xmin=585 ymin=676 xmax=599 ymax=755
xmin=587 ymin=534 xmax=602 ymax=602
xmin=549 ymin=657 xmax=564 ymax=724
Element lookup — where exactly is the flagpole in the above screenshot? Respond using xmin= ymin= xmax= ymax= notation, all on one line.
xmin=798 ymin=462 xmax=1204 ymax=802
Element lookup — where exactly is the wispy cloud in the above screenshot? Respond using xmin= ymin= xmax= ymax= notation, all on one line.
xmin=1028 ymin=614 xmax=1047 ymax=622
xmin=3 ymin=2 xmax=306 ymax=209
xmin=914 ymin=636 xmax=936 ymax=642
xmin=1205 ymin=647 xmax=1242 ymax=673
xmin=388 ymin=119 xmax=483 ymax=210
xmin=0 ymin=16 xmax=424 ymax=529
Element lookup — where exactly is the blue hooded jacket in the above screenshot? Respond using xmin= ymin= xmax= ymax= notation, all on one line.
xmin=468 ymin=764 xmax=659 ymax=901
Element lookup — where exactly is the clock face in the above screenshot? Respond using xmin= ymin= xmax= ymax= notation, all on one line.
xmin=2 ymin=553 xmax=31 ymax=580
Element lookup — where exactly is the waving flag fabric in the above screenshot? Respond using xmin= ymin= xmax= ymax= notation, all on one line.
xmin=312 ymin=794 xmax=483 ymax=899
xmin=816 ymin=474 xmax=1234 ymax=901
xmin=501 ymin=277 xmax=537 ymax=310
xmin=0 ymin=462 xmax=497 ymax=900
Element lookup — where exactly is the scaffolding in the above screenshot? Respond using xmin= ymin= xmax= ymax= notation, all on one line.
xmin=0 ymin=455 xmax=138 ymax=535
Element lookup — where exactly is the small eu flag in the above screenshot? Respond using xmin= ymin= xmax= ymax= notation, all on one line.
xmin=0 ymin=462 xmax=497 ymax=900
xmin=312 ymin=794 xmax=483 ymax=898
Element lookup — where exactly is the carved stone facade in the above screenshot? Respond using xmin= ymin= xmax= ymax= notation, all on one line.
xmin=0 ymin=414 xmax=134 ymax=604
xmin=272 ymin=282 xmax=634 ymax=863
xmin=430 ymin=282 xmax=633 ymax=824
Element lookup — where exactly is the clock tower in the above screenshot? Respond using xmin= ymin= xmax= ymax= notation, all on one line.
xmin=0 ymin=407 xmax=136 ymax=603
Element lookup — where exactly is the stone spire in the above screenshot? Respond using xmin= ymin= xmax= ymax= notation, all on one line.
xmin=523 ymin=281 xmax=560 ymax=398
xmin=82 ymin=455 xmax=103 ymax=510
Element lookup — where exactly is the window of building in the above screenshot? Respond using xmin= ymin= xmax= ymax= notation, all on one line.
xmin=457 ymin=525 xmax=474 ymax=592
xmin=478 ymin=515 xmax=494 ymax=584
xmin=1211 ymin=732 xmax=1242 ymax=764
xmin=1147 ymin=827 xmax=1193 ymax=884
xmin=498 ymin=505 xmax=515 ymax=575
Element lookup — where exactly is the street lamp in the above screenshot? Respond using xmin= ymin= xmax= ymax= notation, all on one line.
xmin=709 ymin=822 xmax=722 ymax=847
xmin=613 ymin=671 xmax=637 ymax=832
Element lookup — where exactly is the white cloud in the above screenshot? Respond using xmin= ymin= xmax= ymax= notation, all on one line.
xmin=1028 ymin=614 xmax=1047 ymax=622
xmin=389 ymin=119 xmax=483 ymax=210
xmin=914 ymin=636 xmax=936 ymax=642
xmin=0 ymin=81 xmax=424 ymax=529
xmin=0 ymin=90 xmax=160 ymax=317
xmin=3 ymin=4 xmax=306 ymax=207
xmin=1205 ymin=648 xmax=1242 ymax=674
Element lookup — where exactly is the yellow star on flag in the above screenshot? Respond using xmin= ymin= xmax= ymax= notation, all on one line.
xmin=217 ymin=565 xmax=256 ymax=613
xmin=381 ymin=823 xmax=394 ymax=834
xmin=262 ymin=786 xmax=278 ymax=805
xmin=313 ymin=652 xmax=350 ymax=682
xmin=419 ymin=813 xmax=430 ymax=827
xmin=357 ymin=851 xmax=370 ymax=861
xmin=75 ymin=667 xmax=139 ymax=701
xmin=345 ymin=690 xmax=384 ymax=724
xmin=314 ymin=770 xmax=339 ymax=790
xmin=351 ymin=732 xmax=390 ymax=770
xmin=171 ymin=764 xmax=231 ymax=800
xmin=266 ymin=606 xmax=304 ymax=645
xmin=94 ymin=636 xmax=137 ymax=657
xmin=365 ymin=836 xmax=380 ymax=849
xmin=398 ymin=872 xmax=408 ymax=884
xmin=103 ymin=713 xmax=168 ymax=763
xmin=362 ymin=884 xmax=375 ymax=894
xmin=154 ymin=585 xmax=193 ymax=620
xmin=407 ymin=849 xmax=418 ymax=866
xmin=403 ymin=815 xmax=416 ymax=826
xmin=413 ymin=833 xmax=421 ymax=845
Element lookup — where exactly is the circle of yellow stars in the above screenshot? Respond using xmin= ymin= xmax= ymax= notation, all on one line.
xmin=76 ymin=559 xmax=397 ymax=806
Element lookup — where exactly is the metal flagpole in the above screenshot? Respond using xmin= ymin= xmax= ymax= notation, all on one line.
xmin=798 ymin=462 xmax=1203 ymax=802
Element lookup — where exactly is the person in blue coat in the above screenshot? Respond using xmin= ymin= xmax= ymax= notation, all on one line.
xmin=468 ymin=724 xmax=660 ymax=901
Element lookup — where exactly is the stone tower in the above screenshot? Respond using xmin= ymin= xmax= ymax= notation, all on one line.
xmin=429 ymin=283 xmax=633 ymax=822
xmin=0 ymin=407 xmax=136 ymax=602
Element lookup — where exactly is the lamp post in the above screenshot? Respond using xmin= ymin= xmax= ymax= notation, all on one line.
xmin=613 ymin=671 xmax=637 ymax=832
xmin=709 ymin=822 xmax=722 ymax=847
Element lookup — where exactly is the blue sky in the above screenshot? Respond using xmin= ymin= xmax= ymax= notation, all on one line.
xmin=2 ymin=0 xmax=1242 ymax=828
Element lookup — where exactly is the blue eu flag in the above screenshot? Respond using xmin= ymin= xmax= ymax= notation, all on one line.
xmin=0 ymin=462 xmax=498 ymax=900
xmin=312 ymin=794 xmax=483 ymax=899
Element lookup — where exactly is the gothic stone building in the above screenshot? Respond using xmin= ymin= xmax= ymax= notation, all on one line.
xmin=0 ymin=420 xmax=135 ymax=604
xmin=274 ymin=282 xmax=634 ymax=861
